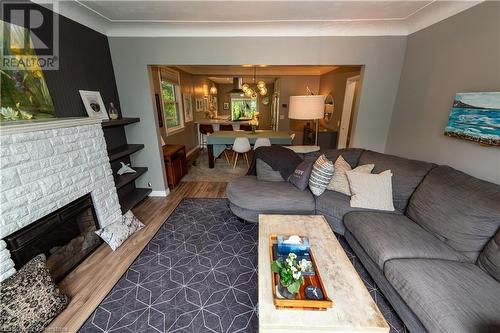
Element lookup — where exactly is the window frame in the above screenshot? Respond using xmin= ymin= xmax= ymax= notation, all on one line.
xmin=158 ymin=68 xmax=185 ymax=136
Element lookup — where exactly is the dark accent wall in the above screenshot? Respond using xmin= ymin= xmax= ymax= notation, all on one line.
xmin=5 ymin=2 xmax=122 ymax=119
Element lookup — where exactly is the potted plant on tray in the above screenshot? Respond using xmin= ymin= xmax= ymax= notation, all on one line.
xmin=271 ymin=253 xmax=306 ymax=299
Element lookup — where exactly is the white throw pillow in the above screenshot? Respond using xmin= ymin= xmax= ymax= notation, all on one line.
xmin=95 ymin=211 xmax=145 ymax=251
xmin=346 ymin=170 xmax=395 ymax=211
xmin=308 ymin=154 xmax=334 ymax=196
xmin=327 ymin=155 xmax=374 ymax=195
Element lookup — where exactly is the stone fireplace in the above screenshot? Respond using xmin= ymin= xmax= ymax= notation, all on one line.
xmin=0 ymin=118 xmax=122 ymax=282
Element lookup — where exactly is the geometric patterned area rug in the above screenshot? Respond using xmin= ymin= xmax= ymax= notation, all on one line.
xmin=79 ymin=198 xmax=407 ymax=333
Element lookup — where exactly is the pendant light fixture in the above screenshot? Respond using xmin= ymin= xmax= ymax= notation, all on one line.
xmin=209 ymin=83 xmax=217 ymax=95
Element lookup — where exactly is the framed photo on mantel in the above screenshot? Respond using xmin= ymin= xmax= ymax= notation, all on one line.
xmin=79 ymin=90 xmax=109 ymax=120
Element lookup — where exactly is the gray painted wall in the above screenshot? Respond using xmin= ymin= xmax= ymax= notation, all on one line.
xmin=109 ymin=36 xmax=406 ymax=192
xmin=385 ymin=2 xmax=500 ymax=184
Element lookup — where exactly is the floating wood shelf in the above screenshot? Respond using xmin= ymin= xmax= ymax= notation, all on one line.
xmin=101 ymin=118 xmax=140 ymax=128
xmin=108 ymin=144 xmax=144 ymax=162
xmin=120 ymin=188 xmax=151 ymax=213
xmin=113 ymin=167 xmax=148 ymax=190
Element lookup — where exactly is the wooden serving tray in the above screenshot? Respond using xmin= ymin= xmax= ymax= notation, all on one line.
xmin=269 ymin=235 xmax=333 ymax=310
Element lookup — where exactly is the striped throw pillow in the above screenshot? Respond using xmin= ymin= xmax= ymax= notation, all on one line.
xmin=309 ymin=154 xmax=334 ymax=196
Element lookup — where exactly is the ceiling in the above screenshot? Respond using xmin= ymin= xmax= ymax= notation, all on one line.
xmin=44 ymin=1 xmax=481 ymax=37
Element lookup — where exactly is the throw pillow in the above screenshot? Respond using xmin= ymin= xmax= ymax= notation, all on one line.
xmin=122 ymin=210 xmax=146 ymax=234
xmin=327 ymin=155 xmax=374 ymax=195
xmin=0 ymin=254 xmax=69 ymax=333
xmin=346 ymin=169 xmax=395 ymax=211
xmin=309 ymin=154 xmax=334 ymax=196
xmin=256 ymin=159 xmax=285 ymax=182
xmin=96 ymin=212 xmax=145 ymax=251
xmin=289 ymin=161 xmax=314 ymax=191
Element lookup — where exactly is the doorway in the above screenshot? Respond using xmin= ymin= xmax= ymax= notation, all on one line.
xmin=337 ymin=75 xmax=360 ymax=149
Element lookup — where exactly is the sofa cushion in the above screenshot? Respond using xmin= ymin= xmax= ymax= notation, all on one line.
xmin=304 ymin=148 xmax=364 ymax=168
xmin=345 ymin=212 xmax=465 ymax=270
xmin=385 ymin=259 xmax=500 ymax=333
xmin=358 ymin=150 xmax=435 ymax=212
xmin=478 ymin=228 xmax=500 ymax=282
xmin=227 ymin=175 xmax=315 ymax=214
xmin=407 ymin=165 xmax=500 ymax=262
xmin=256 ymin=159 xmax=285 ymax=182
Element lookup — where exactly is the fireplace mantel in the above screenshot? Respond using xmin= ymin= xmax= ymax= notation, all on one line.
xmin=0 ymin=117 xmax=102 ymax=135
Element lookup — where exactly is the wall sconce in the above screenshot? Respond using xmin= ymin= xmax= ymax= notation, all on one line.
xmin=209 ymin=84 xmax=218 ymax=95
xmin=324 ymin=93 xmax=334 ymax=122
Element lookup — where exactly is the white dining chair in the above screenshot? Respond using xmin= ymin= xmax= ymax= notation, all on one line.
xmin=232 ymin=137 xmax=251 ymax=168
xmin=253 ymin=137 xmax=271 ymax=150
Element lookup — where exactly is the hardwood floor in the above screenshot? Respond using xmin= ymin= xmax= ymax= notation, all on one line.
xmin=46 ymin=182 xmax=227 ymax=333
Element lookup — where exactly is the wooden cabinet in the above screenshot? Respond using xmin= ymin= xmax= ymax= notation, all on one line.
xmin=163 ymin=144 xmax=187 ymax=189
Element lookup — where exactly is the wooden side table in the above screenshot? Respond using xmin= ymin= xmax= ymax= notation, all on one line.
xmin=162 ymin=144 xmax=187 ymax=189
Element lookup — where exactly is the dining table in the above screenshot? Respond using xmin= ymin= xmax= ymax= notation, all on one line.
xmin=206 ymin=130 xmax=293 ymax=168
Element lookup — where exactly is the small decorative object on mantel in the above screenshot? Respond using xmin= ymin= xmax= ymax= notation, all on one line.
xmin=269 ymin=234 xmax=333 ymax=310
xmin=108 ymin=102 xmax=119 ymax=120
xmin=117 ymin=162 xmax=136 ymax=175
xmin=444 ymin=92 xmax=499 ymax=146
xmin=79 ymin=90 xmax=109 ymax=120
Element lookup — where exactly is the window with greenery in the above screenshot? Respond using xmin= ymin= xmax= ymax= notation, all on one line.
xmin=161 ymin=81 xmax=182 ymax=130
xmin=231 ymin=98 xmax=257 ymax=121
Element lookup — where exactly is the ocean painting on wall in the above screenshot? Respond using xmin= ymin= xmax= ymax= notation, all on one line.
xmin=444 ymin=92 xmax=500 ymax=146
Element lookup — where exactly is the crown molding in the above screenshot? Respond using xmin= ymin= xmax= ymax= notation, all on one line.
xmin=34 ymin=0 xmax=482 ymax=37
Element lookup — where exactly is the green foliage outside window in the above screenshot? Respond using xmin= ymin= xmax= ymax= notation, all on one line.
xmin=161 ymin=81 xmax=180 ymax=128
xmin=231 ymin=98 xmax=257 ymax=121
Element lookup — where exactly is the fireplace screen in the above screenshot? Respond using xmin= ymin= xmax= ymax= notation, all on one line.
xmin=5 ymin=194 xmax=102 ymax=283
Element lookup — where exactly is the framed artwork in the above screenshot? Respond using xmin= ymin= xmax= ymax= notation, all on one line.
xmin=183 ymin=93 xmax=193 ymax=122
xmin=195 ymin=98 xmax=204 ymax=112
xmin=223 ymin=102 xmax=230 ymax=110
xmin=444 ymin=92 xmax=499 ymax=146
xmin=79 ymin=90 xmax=108 ymax=119
xmin=203 ymin=97 xmax=209 ymax=112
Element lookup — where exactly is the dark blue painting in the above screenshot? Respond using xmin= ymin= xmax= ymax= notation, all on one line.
xmin=444 ymin=92 xmax=500 ymax=146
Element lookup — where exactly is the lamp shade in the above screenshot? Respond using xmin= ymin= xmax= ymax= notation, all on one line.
xmin=288 ymin=95 xmax=326 ymax=120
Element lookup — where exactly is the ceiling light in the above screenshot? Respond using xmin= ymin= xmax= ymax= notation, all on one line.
xmin=242 ymin=64 xmax=253 ymax=67
xmin=242 ymin=83 xmax=250 ymax=92
xmin=259 ymin=87 xmax=267 ymax=96
xmin=257 ymin=80 xmax=266 ymax=89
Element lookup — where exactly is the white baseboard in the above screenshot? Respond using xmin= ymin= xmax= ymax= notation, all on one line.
xmin=149 ymin=189 xmax=170 ymax=197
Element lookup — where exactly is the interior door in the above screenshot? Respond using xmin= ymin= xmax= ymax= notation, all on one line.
xmin=338 ymin=76 xmax=359 ymax=148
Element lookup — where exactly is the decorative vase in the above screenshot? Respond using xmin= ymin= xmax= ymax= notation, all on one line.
xmin=278 ymin=281 xmax=297 ymax=300
xmin=108 ymin=102 xmax=119 ymax=120
xmin=251 ymin=125 xmax=257 ymax=134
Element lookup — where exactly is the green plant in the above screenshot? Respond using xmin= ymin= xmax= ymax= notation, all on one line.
xmin=271 ymin=253 xmax=305 ymax=294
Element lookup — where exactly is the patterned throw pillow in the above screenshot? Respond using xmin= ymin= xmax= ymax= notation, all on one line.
xmin=96 ymin=211 xmax=145 ymax=251
xmin=308 ymin=154 xmax=334 ymax=196
xmin=289 ymin=161 xmax=314 ymax=191
xmin=327 ymin=155 xmax=374 ymax=195
xmin=346 ymin=169 xmax=395 ymax=211
xmin=0 ymin=254 xmax=68 ymax=333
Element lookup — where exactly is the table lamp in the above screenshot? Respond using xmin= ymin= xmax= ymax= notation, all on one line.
xmin=288 ymin=95 xmax=326 ymax=145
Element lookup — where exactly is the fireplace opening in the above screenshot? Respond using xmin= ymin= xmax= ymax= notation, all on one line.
xmin=5 ymin=193 xmax=103 ymax=283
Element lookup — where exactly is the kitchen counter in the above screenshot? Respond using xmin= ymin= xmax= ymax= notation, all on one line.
xmin=194 ymin=118 xmax=251 ymax=125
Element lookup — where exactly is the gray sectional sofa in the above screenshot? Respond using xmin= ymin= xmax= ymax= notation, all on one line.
xmin=227 ymin=148 xmax=500 ymax=333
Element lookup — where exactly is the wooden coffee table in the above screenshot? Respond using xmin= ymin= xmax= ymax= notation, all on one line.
xmin=258 ymin=215 xmax=389 ymax=333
